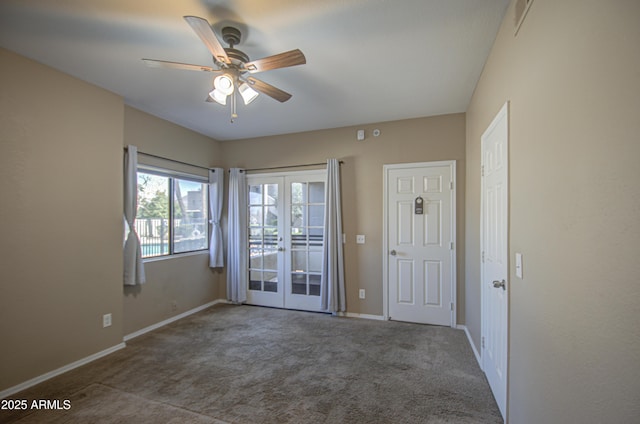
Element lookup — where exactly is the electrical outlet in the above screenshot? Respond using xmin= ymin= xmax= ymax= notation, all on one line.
xmin=356 ymin=234 xmax=366 ymax=244
xmin=171 ymin=301 xmax=178 ymax=312
xmin=359 ymin=289 xmax=366 ymax=299
xmin=102 ymin=313 xmax=112 ymax=328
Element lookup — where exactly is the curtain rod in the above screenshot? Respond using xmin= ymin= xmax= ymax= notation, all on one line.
xmin=244 ymin=160 xmax=343 ymax=172
xmin=123 ymin=147 xmax=214 ymax=172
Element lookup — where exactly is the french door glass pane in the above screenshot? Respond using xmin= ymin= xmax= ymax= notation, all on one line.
xmin=249 ymin=185 xmax=262 ymax=205
xmin=309 ymin=205 xmax=324 ymax=227
xmin=265 ymin=206 xmax=278 ymax=226
xmin=249 ymin=270 xmax=262 ymax=291
xmin=291 ymin=273 xmax=307 ymax=294
xmin=263 ymin=271 xmax=277 ymax=292
xmin=249 ymin=228 xmax=262 ymax=249
xmin=309 ymin=182 xmax=324 ymax=203
xmin=249 ymin=206 xmax=262 ymax=226
xmin=292 ymin=251 xmax=307 ymax=272
xmin=309 ymin=274 xmax=321 ymax=296
xmin=264 ymin=184 xmax=278 ymax=204
xmin=291 ymin=205 xmax=305 ymax=227
xmin=308 ymin=251 xmax=322 ymax=273
xmin=291 ymin=182 xmax=306 ymax=204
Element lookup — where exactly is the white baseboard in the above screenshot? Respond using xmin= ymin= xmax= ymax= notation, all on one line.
xmin=339 ymin=311 xmax=386 ymax=321
xmin=124 ymin=299 xmax=227 ymax=342
xmin=457 ymin=324 xmax=482 ymax=369
xmin=0 ymin=342 xmax=126 ymax=400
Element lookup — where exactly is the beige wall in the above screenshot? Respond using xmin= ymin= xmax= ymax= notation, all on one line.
xmin=122 ymin=106 xmax=224 ymax=335
xmin=0 ymin=50 xmax=224 ymax=392
xmin=465 ymin=0 xmax=640 ymax=422
xmin=0 ymin=48 xmax=124 ymax=390
xmin=221 ymin=114 xmax=466 ymax=319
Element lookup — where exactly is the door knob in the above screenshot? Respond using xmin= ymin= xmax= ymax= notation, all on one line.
xmin=390 ymin=250 xmax=397 ymax=256
xmin=278 ymin=247 xmax=285 ymax=252
xmin=492 ymin=279 xmax=506 ymax=290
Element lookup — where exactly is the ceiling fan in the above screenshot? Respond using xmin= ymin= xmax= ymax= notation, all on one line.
xmin=143 ymin=16 xmax=306 ymax=122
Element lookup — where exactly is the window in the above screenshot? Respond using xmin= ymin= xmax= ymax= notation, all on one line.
xmin=136 ymin=168 xmax=208 ymax=258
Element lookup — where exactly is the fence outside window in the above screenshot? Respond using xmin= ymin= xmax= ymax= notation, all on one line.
xmin=135 ymin=217 xmax=208 ymax=258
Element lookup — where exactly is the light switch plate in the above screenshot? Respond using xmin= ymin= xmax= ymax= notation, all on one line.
xmin=515 ymin=253 xmax=523 ymax=279
xmin=103 ymin=313 xmax=112 ymax=328
xmin=356 ymin=235 xmax=365 ymax=244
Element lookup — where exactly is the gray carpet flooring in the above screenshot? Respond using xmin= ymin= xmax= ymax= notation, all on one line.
xmin=1 ymin=304 xmax=503 ymax=423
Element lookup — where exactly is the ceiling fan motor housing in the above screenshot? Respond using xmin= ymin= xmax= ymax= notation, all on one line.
xmin=224 ymin=48 xmax=249 ymax=65
xmin=221 ymin=26 xmax=242 ymax=47
xmin=220 ymin=26 xmax=249 ymax=66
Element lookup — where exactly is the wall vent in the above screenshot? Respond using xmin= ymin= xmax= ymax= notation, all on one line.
xmin=514 ymin=0 xmax=534 ymax=35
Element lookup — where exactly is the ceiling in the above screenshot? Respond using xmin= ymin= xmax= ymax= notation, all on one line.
xmin=0 ymin=0 xmax=509 ymax=141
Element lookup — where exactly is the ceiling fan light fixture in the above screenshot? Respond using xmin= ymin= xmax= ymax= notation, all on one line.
xmin=208 ymin=88 xmax=227 ymax=105
xmin=145 ymin=17 xmax=306 ymax=123
xmin=214 ymin=74 xmax=234 ymax=95
xmin=239 ymin=82 xmax=259 ymax=105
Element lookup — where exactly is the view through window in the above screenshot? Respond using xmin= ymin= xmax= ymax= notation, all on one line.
xmin=136 ymin=170 xmax=208 ymax=258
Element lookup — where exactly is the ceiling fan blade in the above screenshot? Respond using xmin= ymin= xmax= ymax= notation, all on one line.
xmin=142 ymin=59 xmax=218 ymax=72
xmin=183 ymin=16 xmax=230 ymax=65
xmin=243 ymin=49 xmax=306 ymax=73
xmin=245 ymin=77 xmax=292 ymax=102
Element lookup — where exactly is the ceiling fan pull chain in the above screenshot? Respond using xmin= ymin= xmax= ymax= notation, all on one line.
xmin=231 ymin=89 xmax=238 ymax=123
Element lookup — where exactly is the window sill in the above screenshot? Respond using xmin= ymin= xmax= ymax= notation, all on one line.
xmin=143 ymin=250 xmax=208 ymax=263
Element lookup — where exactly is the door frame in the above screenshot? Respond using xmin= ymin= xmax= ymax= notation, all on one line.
xmin=480 ymin=101 xmax=509 ymax=419
xmin=246 ymin=169 xmax=327 ymax=312
xmin=382 ymin=160 xmax=457 ymax=327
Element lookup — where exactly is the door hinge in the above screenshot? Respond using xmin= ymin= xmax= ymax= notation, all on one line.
xmin=482 ymin=336 xmax=485 ymax=349
xmin=482 ymin=251 xmax=485 ymax=263
xmin=481 ymin=165 xmax=485 ymax=177
xmin=450 ymin=181 xmax=454 ymax=190
xmin=450 ymin=242 xmax=454 ymax=250
xmin=450 ymin=302 xmax=454 ymax=311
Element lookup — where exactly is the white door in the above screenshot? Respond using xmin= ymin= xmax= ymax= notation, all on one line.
xmin=246 ymin=175 xmax=284 ymax=308
xmin=246 ymin=171 xmax=326 ymax=312
xmin=481 ymin=102 xmax=509 ymax=419
xmin=284 ymin=173 xmax=326 ymax=312
xmin=384 ymin=161 xmax=456 ymax=326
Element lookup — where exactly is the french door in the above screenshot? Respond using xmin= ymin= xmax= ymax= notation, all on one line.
xmin=246 ymin=171 xmax=326 ymax=312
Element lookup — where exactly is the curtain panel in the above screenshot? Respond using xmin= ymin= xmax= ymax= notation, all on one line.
xmin=321 ymin=159 xmax=346 ymax=313
xmin=227 ymin=168 xmax=247 ymax=303
xmin=208 ymin=168 xmax=224 ymax=268
xmin=123 ymin=145 xmax=146 ymax=285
